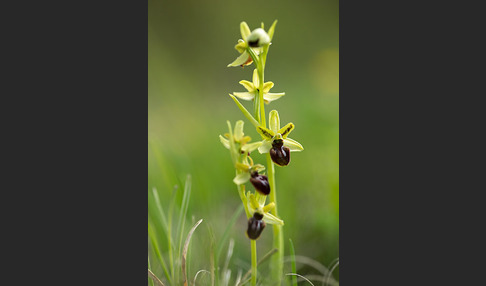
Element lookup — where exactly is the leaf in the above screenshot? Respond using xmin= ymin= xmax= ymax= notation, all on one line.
xmin=289 ymin=239 xmax=298 ymax=286
xmin=181 ymin=219 xmax=203 ymax=286
xmin=148 ymin=269 xmax=165 ymax=286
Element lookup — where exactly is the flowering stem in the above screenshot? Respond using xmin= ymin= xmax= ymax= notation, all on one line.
xmin=251 ymin=240 xmax=258 ymax=286
xmin=266 ymin=153 xmax=283 ymax=283
xmin=258 ymin=64 xmax=265 ymax=128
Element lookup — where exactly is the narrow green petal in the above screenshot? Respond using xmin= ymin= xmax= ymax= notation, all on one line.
xmin=228 ymin=94 xmax=259 ymax=128
xmin=262 ymin=81 xmax=274 ymax=93
xmin=233 ymin=92 xmax=255 ymax=101
xmin=234 ymin=120 xmax=244 ymax=141
xmin=284 ymin=137 xmax=304 ymax=152
xmin=241 ymin=141 xmax=262 ymax=153
xmin=263 ymin=212 xmax=284 ymax=226
xmin=256 ymin=126 xmax=275 ymax=140
xmin=258 ymin=140 xmax=273 ymax=154
xmin=264 ymin=92 xmax=285 ymax=103
xmin=263 ymin=202 xmax=275 ymax=213
xmin=235 ymin=162 xmax=250 ymax=172
xmin=238 ymin=80 xmax=255 ymax=92
xmin=227 ymin=51 xmax=250 ymax=67
xmin=240 ymin=22 xmax=251 ymax=40
xmin=278 ymin=123 xmax=294 ymax=138
xmin=251 ymin=164 xmax=265 ymax=172
xmin=256 ymin=193 xmax=266 ymax=206
xmin=269 ymin=110 xmax=280 ymax=133
xmin=248 ymin=193 xmax=260 ymax=210
xmin=219 ymin=135 xmax=230 ymax=149
xmin=233 ymin=172 xmax=251 ymax=185
xmin=252 ymin=69 xmax=260 ymax=87
xmin=268 ymin=20 xmax=278 ymax=41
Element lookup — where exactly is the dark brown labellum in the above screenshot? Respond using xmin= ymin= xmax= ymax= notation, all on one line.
xmin=248 ymin=39 xmax=260 ymax=47
xmin=269 ymin=139 xmax=290 ymax=166
xmin=247 ymin=216 xmax=266 ymax=240
xmin=253 ymin=212 xmax=264 ymax=220
xmin=250 ymin=172 xmax=270 ymax=195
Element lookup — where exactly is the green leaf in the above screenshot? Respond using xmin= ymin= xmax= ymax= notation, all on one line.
xmin=289 ymin=239 xmax=298 ymax=286
xmin=216 ymin=204 xmax=244 ymax=265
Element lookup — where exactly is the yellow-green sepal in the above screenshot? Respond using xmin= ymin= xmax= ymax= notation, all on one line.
xmin=219 ymin=135 xmax=230 ymax=149
xmin=240 ymin=21 xmax=251 ymax=40
xmin=227 ymin=51 xmax=250 ymax=67
xmin=269 ymin=110 xmax=280 ymax=133
xmin=233 ymin=172 xmax=251 ymax=185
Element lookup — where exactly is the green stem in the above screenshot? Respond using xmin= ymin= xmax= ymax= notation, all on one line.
xmin=258 ymin=65 xmax=265 ymax=128
xmin=266 ymin=154 xmax=283 ymax=283
xmin=251 ymin=240 xmax=258 ymax=286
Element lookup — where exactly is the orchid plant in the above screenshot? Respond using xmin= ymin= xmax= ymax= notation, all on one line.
xmin=220 ymin=21 xmax=304 ymax=285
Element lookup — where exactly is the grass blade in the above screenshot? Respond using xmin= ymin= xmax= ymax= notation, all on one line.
xmin=325 ymin=260 xmax=339 ymax=286
xmin=148 ymin=256 xmax=155 ymax=286
xmin=177 ymin=175 xmax=192 ymax=276
xmin=182 ymin=219 xmax=203 ymax=286
xmin=192 ymin=269 xmax=210 ymax=285
xmin=148 ymin=269 xmax=165 ymax=286
xmin=216 ymin=204 xmax=244 ymax=264
xmin=289 ymin=239 xmax=297 ymax=286
xmin=148 ymin=222 xmax=172 ymax=285
xmin=285 ymin=273 xmax=315 ymax=286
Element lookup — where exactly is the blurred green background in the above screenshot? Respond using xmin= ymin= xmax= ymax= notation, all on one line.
xmin=149 ymin=0 xmax=338 ymax=282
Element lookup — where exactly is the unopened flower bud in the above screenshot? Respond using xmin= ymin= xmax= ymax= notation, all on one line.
xmin=247 ymin=28 xmax=270 ymax=47
xmin=270 ymin=139 xmax=290 ymax=166
xmin=250 ymin=171 xmax=270 ymax=195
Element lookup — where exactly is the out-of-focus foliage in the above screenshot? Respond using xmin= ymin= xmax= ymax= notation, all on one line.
xmin=149 ymin=0 xmax=338 ymax=282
